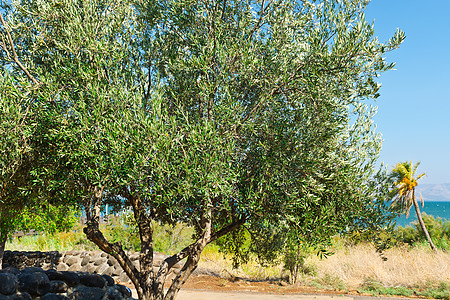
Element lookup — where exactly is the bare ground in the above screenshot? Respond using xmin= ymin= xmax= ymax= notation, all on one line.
xmin=125 ymin=274 xmax=434 ymax=300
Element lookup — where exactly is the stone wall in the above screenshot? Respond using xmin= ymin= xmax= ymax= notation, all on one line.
xmin=3 ymin=251 xmax=182 ymax=284
xmin=0 ymin=266 xmax=133 ymax=300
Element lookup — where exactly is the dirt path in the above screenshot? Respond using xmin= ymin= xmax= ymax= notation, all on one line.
xmin=176 ymin=290 xmax=352 ymax=300
xmin=130 ymin=288 xmax=424 ymax=300
xmin=127 ymin=274 xmax=429 ymax=300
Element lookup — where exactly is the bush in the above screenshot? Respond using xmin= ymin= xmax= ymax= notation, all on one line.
xmin=394 ymin=214 xmax=450 ymax=250
xmin=416 ymin=282 xmax=450 ymax=300
xmin=358 ymin=278 xmax=414 ymax=297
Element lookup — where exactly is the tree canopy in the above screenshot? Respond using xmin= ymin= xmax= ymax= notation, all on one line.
xmin=0 ymin=0 xmax=404 ymax=299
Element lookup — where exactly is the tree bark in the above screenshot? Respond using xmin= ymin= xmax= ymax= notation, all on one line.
xmin=129 ymin=193 xmax=155 ymax=300
xmin=83 ymin=186 xmax=152 ymax=299
xmin=84 ymin=185 xmax=247 ymax=300
xmin=412 ymin=190 xmax=437 ymax=252
xmin=162 ymin=208 xmax=212 ymax=300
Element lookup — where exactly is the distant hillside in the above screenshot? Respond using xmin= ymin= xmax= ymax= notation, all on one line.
xmin=417 ymin=183 xmax=450 ymax=201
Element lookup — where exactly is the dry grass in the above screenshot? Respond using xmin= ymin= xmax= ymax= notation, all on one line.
xmin=306 ymin=243 xmax=450 ymax=289
xmin=197 ymin=242 xmax=450 ymax=293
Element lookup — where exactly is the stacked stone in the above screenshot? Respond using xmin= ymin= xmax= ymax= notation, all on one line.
xmin=3 ymin=251 xmax=61 ymax=271
xmin=0 ymin=267 xmax=132 ymax=300
xmin=3 ymin=251 xmax=183 ymax=284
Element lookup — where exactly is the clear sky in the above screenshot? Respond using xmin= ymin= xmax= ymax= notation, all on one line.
xmin=364 ymin=0 xmax=450 ymax=184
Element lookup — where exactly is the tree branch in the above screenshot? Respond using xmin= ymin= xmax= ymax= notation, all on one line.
xmin=84 ymin=185 xmax=143 ymax=296
xmin=129 ymin=192 xmax=154 ymax=287
xmin=0 ymin=13 xmax=40 ymax=85
xmin=247 ymin=0 xmax=273 ymax=41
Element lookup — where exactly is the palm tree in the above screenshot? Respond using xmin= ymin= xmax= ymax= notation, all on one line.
xmin=390 ymin=161 xmax=437 ymax=251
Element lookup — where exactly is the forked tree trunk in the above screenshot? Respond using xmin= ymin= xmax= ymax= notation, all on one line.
xmin=412 ymin=190 xmax=437 ymax=252
xmin=83 ymin=186 xmax=246 ymax=300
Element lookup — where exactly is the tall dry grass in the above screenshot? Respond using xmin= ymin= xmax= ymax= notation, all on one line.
xmin=197 ymin=242 xmax=450 ymax=292
xmin=306 ymin=243 xmax=450 ymax=289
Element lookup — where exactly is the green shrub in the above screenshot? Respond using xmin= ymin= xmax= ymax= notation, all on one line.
xmin=358 ymin=278 xmax=414 ymax=297
xmin=394 ymin=225 xmax=418 ymax=245
xmin=392 ymin=214 xmax=450 ymax=250
xmin=416 ymin=282 xmax=450 ymax=300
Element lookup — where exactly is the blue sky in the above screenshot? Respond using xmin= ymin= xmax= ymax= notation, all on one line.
xmin=364 ymin=0 xmax=450 ymax=184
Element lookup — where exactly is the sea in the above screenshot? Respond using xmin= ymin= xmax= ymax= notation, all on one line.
xmin=395 ymin=201 xmax=450 ymax=227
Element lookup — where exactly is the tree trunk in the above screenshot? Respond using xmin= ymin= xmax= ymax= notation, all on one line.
xmin=83 ymin=185 xmax=153 ymax=299
xmin=412 ymin=190 xmax=437 ymax=251
xmin=85 ymin=184 xmax=246 ymax=300
xmin=0 ymin=230 xmax=7 ymax=269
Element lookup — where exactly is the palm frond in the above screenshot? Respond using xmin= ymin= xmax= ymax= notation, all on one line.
xmin=416 ymin=172 xmax=426 ymax=181
xmin=412 ymin=161 xmax=421 ymax=176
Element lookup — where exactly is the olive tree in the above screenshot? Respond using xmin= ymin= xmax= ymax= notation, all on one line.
xmin=1 ymin=0 xmax=404 ymax=299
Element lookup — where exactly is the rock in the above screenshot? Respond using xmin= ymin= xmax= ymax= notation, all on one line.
xmin=63 ymin=256 xmax=79 ymax=266
xmin=95 ymin=263 xmax=109 ymax=274
xmin=105 ymin=287 xmax=123 ymax=300
xmin=56 ymin=263 xmax=68 ymax=272
xmin=107 ymin=257 xmax=117 ymax=266
xmin=93 ymin=257 xmax=107 ymax=266
xmin=0 ymin=273 xmax=18 ymax=295
xmin=65 ymin=251 xmax=80 ymax=256
xmin=8 ymin=292 xmax=32 ymax=300
xmin=103 ymin=266 xmax=115 ymax=276
xmin=80 ymin=256 xmax=90 ymax=267
xmin=22 ymin=267 xmax=45 ymax=273
xmin=70 ymin=286 xmax=105 ymax=300
xmin=102 ymin=274 xmax=115 ymax=286
xmin=1 ymin=252 xmax=135 ymax=300
xmin=41 ymin=293 xmax=70 ymax=300
xmin=116 ymin=284 xmax=132 ymax=298
xmin=49 ymin=280 xmax=68 ymax=293
xmin=79 ymin=273 xmax=106 ymax=288
xmin=46 ymin=271 xmax=80 ymax=287
xmin=87 ymin=264 xmax=97 ymax=274
xmin=67 ymin=263 xmax=82 ymax=272
xmin=18 ymin=271 xmax=51 ymax=296
xmin=0 ymin=267 xmax=20 ymax=275
xmin=118 ymin=272 xmax=130 ymax=283
xmin=112 ymin=265 xmax=122 ymax=276
xmin=27 ymin=252 xmax=42 ymax=259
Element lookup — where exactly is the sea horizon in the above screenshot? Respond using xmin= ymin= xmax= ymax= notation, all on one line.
xmin=395 ymin=200 xmax=450 ymax=227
